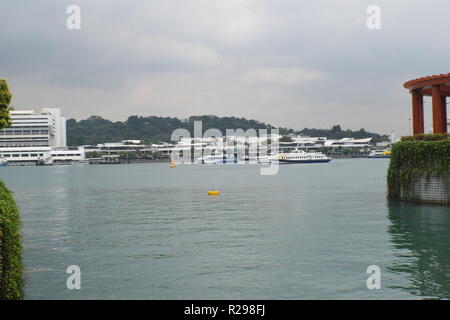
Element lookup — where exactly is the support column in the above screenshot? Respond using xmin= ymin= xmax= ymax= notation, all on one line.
xmin=441 ymin=95 xmax=448 ymax=134
xmin=432 ymin=85 xmax=447 ymax=133
xmin=412 ymin=91 xmax=424 ymax=135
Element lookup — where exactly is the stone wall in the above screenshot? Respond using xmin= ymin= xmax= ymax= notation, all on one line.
xmin=387 ymin=139 xmax=450 ymax=205
xmin=398 ymin=174 xmax=450 ymax=204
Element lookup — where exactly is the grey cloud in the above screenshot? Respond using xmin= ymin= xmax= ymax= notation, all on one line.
xmin=1 ymin=0 xmax=449 ymax=136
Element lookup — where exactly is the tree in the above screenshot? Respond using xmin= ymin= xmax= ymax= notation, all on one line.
xmin=331 ymin=125 xmax=342 ymax=132
xmin=279 ymin=135 xmax=293 ymax=143
xmin=0 ymin=79 xmax=12 ymax=130
xmin=0 ymin=81 xmax=23 ymax=299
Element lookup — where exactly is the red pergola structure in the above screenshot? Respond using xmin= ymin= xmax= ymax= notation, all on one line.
xmin=404 ymin=73 xmax=449 ymax=135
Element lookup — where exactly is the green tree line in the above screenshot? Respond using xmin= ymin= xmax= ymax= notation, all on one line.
xmin=295 ymin=125 xmax=389 ymax=143
xmin=0 ymin=79 xmax=23 ymax=300
xmin=67 ymin=115 xmax=390 ymax=146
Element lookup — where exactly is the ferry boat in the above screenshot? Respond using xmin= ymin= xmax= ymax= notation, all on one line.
xmin=368 ymin=150 xmax=391 ymax=158
xmin=270 ymin=150 xmax=331 ymax=164
xmin=241 ymin=155 xmax=271 ymax=164
xmin=196 ymin=154 xmax=236 ymax=164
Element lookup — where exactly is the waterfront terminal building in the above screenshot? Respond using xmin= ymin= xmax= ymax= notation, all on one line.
xmin=0 ymin=108 xmax=85 ymax=165
xmin=0 ymin=108 xmax=66 ymax=148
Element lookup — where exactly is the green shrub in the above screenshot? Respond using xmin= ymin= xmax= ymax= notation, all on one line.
xmin=400 ymin=133 xmax=449 ymax=142
xmin=0 ymin=79 xmax=12 ymax=130
xmin=0 ymin=180 xmax=23 ymax=300
xmin=387 ymin=139 xmax=450 ymax=200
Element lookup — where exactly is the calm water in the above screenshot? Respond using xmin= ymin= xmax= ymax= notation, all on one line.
xmin=1 ymin=159 xmax=449 ymax=299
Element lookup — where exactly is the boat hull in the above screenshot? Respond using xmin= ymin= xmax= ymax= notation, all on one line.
xmin=197 ymin=155 xmax=236 ymax=164
xmin=276 ymin=159 xmax=331 ymax=164
xmin=203 ymin=159 xmax=236 ymax=164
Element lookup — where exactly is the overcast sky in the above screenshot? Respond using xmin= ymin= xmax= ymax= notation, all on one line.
xmin=1 ymin=0 xmax=449 ymax=136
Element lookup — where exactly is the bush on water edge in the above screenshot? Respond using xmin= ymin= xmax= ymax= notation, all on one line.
xmin=387 ymin=139 xmax=450 ymax=200
xmin=0 ymin=180 xmax=23 ymax=300
xmin=400 ymin=133 xmax=449 ymax=142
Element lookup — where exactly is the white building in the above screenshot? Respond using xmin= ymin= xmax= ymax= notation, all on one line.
xmin=323 ymin=137 xmax=373 ymax=149
xmin=0 ymin=108 xmax=87 ymax=165
xmin=84 ymin=141 xmax=148 ymax=155
xmin=0 ymin=108 xmax=66 ymax=148
xmin=0 ymin=146 xmax=85 ymax=165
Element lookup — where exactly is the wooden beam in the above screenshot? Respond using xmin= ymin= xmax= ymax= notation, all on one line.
xmin=412 ymin=91 xmax=424 ymax=135
xmin=432 ymin=85 xmax=447 ymax=133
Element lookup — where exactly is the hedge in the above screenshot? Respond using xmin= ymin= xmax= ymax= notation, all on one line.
xmin=0 ymin=180 xmax=23 ymax=300
xmin=387 ymin=139 xmax=450 ymax=200
xmin=400 ymin=133 xmax=450 ymax=142
xmin=0 ymin=79 xmax=12 ymax=130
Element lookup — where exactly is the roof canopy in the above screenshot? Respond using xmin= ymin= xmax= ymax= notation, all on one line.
xmin=404 ymin=73 xmax=450 ymax=96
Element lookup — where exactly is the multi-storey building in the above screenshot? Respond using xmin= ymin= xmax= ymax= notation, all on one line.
xmin=0 ymin=108 xmax=86 ymax=165
xmin=0 ymin=108 xmax=66 ymax=147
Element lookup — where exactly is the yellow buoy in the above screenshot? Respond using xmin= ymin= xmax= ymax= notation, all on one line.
xmin=169 ymin=164 xmax=176 ymax=168
xmin=208 ymin=191 xmax=220 ymax=196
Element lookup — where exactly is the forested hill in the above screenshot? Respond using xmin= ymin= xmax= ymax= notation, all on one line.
xmin=66 ymin=115 xmax=283 ymax=146
xmin=66 ymin=115 xmax=390 ymax=146
xmin=296 ymin=125 xmax=390 ymax=142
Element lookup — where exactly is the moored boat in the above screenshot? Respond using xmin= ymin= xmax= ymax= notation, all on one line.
xmin=196 ymin=154 xmax=236 ymax=164
xmin=270 ymin=150 xmax=331 ymax=164
xmin=368 ymin=150 xmax=391 ymax=158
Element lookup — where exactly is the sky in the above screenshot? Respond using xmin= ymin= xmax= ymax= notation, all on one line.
xmin=1 ymin=0 xmax=449 ymax=137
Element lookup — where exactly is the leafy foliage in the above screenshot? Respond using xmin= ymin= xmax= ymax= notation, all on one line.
xmin=0 ymin=79 xmax=12 ymax=130
xmin=0 ymin=180 xmax=23 ymax=300
xmin=279 ymin=135 xmax=294 ymax=142
xmin=67 ymin=115 xmax=389 ymax=146
xmin=296 ymin=125 xmax=389 ymax=143
xmin=387 ymin=139 xmax=450 ymax=200
xmin=67 ymin=115 xmax=290 ymax=145
xmin=400 ymin=133 xmax=449 ymax=142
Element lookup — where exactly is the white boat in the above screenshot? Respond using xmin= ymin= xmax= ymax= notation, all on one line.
xmin=368 ymin=150 xmax=391 ymax=158
xmin=0 ymin=156 xmax=6 ymax=167
xmin=196 ymin=154 xmax=236 ymax=164
xmin=257 ymin=156 xmax=271 ymax=164
xmin=270 ymin=150 xmax=331 ymax=164
xmin=240 ymin=155 xmax=271 ymax=164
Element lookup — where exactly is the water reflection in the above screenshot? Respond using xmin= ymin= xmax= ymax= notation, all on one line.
xmin=387 ymin=201 xmax=450 ymax=299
